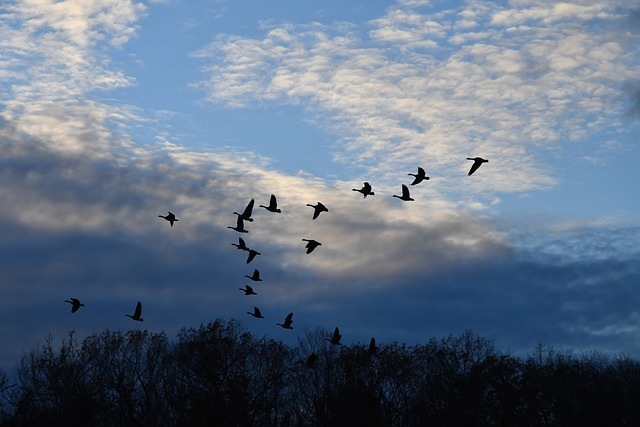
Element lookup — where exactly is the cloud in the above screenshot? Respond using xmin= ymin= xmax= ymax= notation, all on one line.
xmin=192 ymin=0 xmax=638 ymax=201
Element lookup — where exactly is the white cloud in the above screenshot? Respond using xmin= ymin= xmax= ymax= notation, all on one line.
xmin=192 ymin=0 xmax=638 ymax=202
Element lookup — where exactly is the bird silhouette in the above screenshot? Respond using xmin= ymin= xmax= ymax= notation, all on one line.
xmin=239 ymin=285 xmax=257 ymax=295
xmin=64 ymin=298 xmax=85 ymax=313
xmin=392 ymin=184 xmax=414 ymax=201
xmin=247 ymin=306 xmax=264 ymax=318
xmin=302 ymin=239 xmax=322 ymax=254
xmin=352 ymin=182 xmax=375 ymax=198
xmin=234 ymin=199 xmax=255 ymax=222
xmin=245 ymin=269 xmax=263 ymax=282
xmin=125 ymin=301 xmax=144 ymax=322
xmin=246 ymin=249 xmax=261 ymax=264
xmin=467 ymin=157 xmax=488 ymax=175
xmin=326 ymin=327 xmax=342 ymax=345
xmin=408 ymin=167 xmax=430 ymax=185
xmin=227 ymin=216 xmax=249 ymax=233
xmin=232 ymin=237 xmax=249 ymax=251
xmin=306 ymin=202 xmax=328 ymax=220
xmin=158 ymin=212 xmax=178 ymax=226
xmin=259 ymin=194 xmax=282 ymax=213
xmin=304 ymin=353 xmax=318 ymax=368
xmin=277 ymin=312 xmax=294 ymax=329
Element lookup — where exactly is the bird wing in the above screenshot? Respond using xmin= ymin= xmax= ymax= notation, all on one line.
xmin=247 ymin=250 xmax=258 ymax=263
xmin=332 ymin=327 xmax=340 ymax=341
xmin=243 ymin=199 xmax=254 ymax=217
xmin=134 ymin=301 xmax=142 ymax=318
xmin=363 ymin=182 xmax=371 ymax=192
xmin=402 ymin=184 xmax=410 ymax=198
xmin=285 ymin=312 xmax=293 ymax=323
xmin=254 ymin=307 xmax=262 ymax=316
xmin=468 ymin=159 xmax=481 ymax=175
xmin=417 ymin=167 xmax=425 ymax=177
xmin=246 ymin=285 xmax=254 ymax=293
xmin=269 ymin=194 xmax=277 ymax=208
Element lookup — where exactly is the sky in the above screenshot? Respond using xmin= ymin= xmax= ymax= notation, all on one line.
xmin=0 ymin=0 xmax=639 ymax=371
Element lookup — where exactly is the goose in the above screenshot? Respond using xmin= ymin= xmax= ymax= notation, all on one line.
xmin=125 ymin=301 xmax=144 ymax=322
xmin=245 ymin=269 xmax=263 ymax=282
xmin=326 ymin=327 xmax=342 ymax=345
xmin=302 ymin=239 xmax=322 ymax=254
xmin=234 ymin=199 xmax=255 ymax=222
xmin=246 ymin=249 xmax=261 ymax=264
xmin=306 ymin=202 xmax=328 ymax=220
xmin=259 ymin=194 xmax=281 ymax=213
xmin=392 ymin=184 xmax=414 ymax=201
xmin=231 ymin=237 xmax=249 ymax=251
xmin=247 ymin=306 xmax=264 ymax=318
xmin=352 ymin=182 xmax=375 ymax=198
xmin=467 ymin=157 xmax=488 ymax=175
xmin=304 ymin=353 xmax=318 ymax=368
xmin=277 ymin=312 xmax=294 ymax=329
xmin=158 ymin=212 xmax=178 ymax=227
xmin=239 ymin=285 xmax=257 ymax=295
xmin=65 ymin=298 xmax=85 ymax=313
xmin=227 ymin=216 xmax=249 ymax=233
xmin=408 ymin=167 xmax=430 ymax=185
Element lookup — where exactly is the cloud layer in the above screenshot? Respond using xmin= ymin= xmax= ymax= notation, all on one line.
xmin=0 ymin=0 xmax=638 ymax=370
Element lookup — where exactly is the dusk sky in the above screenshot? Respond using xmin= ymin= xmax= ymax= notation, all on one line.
xmin=1 ymin=0 xmax=639 ymax=370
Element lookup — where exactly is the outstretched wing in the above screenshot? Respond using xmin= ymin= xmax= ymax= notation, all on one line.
xmin=134 ymin=301 xmax=142 ymax=318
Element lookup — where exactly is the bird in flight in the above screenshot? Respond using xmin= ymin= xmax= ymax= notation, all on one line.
xmin=65 ymin=298 xmax=85 ymax=313
xmin=246 ymin=249 xmax=261 ymax=264
xmin=277 ymin=312 xmax=294 ymax=329
xmin=392 ymin=184 xmax=414 ymax=201
xmin=306 ymin=202 xmax=328 ymax=220
xmin=467 ymin=157 xmax=488 ymax=175
xmin=228 ymin=216 xmax=249 ymax=233
xmin=326 ymin=327 xmax=342 ymax=345
xmin=408 ymin=167 xmax=430 ymax=185
xmin=158 ymin=212 xmax=178 ymax=227
xmin=232 ymin=237 xmax=249 ymax=251
xmin=259 ymin=194 xmax=282 ymax=213
xmin=352 ymin=182 xmax=375 ymax=198
xmin=125 ymin=301 xmax=144 ymax=322
xmin=247 ymin=306 xmax=264 ymax=318
xmin=239 ymin=284 xmax=257 ymax=295
xmin=245 ymin=269 xmax=262 ymax=282
xmin=304 ymin=353 xmax=318 ymax=368
xmin=302 ymin=239 xmax=322 ymax=254
xmin=234 ymin=199 xmax=255 ymax=222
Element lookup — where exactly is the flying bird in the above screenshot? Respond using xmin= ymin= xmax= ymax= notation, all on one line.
xmin=246 ymin=249 xmax=261 ymax=264
xmin=408 ymin=167 xmax=430 ymax=185
xmin=239 ymin=285 xmax=257 ymax=295
xmin=247 ymin=307 xmax=264 ymax=318
xmin=304 ymin=353 xmax=318 ymax=368
xmin=277 ymin=312 xmax=294 ymax=329
xmin=306 ymin=202 xmax=328 ymax=220
xmin=234 ymin=199 xmax=255 ymax=222
xmin=326 ymin=327 xmax=342 ymax=345
xmin=231 ymin=237 xmax=249 ymax=251
xmin=64 ymin=298 xmax=85 ymax=313
xmin=352 ymin=182 xmax=375 ymax=198
xmin=227 ymin=216 xmax=249 ymax=233
xmin=392 ymin=184 xmax=414 ymax=201
xmin=158 ymin=212 xmax=178 ymax=227
xmin=302 ymin=239 xmax=322 ymax=254
xmin=245 ymin=269 xmax=263 ymax=282
xmin=125 ymin=301 xmax=144 ymax=322
xmin=259 ymin=194 xmax=282 ymax=213
xmin=467 ymin=157 xmax=488 ymax=175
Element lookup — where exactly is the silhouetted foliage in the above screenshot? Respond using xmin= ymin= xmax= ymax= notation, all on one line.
xmin=1 ymin=322 xmax=640 ymax=426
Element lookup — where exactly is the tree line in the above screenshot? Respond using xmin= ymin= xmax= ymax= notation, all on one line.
xmin=0 ymin=320 xmax=639 ymax=426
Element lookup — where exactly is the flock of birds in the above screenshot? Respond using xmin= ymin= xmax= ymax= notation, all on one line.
xmin=64 ymin=157 xmax=489 ymax=358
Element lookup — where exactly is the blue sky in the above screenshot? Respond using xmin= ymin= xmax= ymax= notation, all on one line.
xmin=0 ymin=0 xmax=639 ymax=370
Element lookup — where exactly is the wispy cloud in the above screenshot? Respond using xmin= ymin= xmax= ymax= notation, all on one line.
xmin=193 ymin=0 xmax=638 ymax=199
